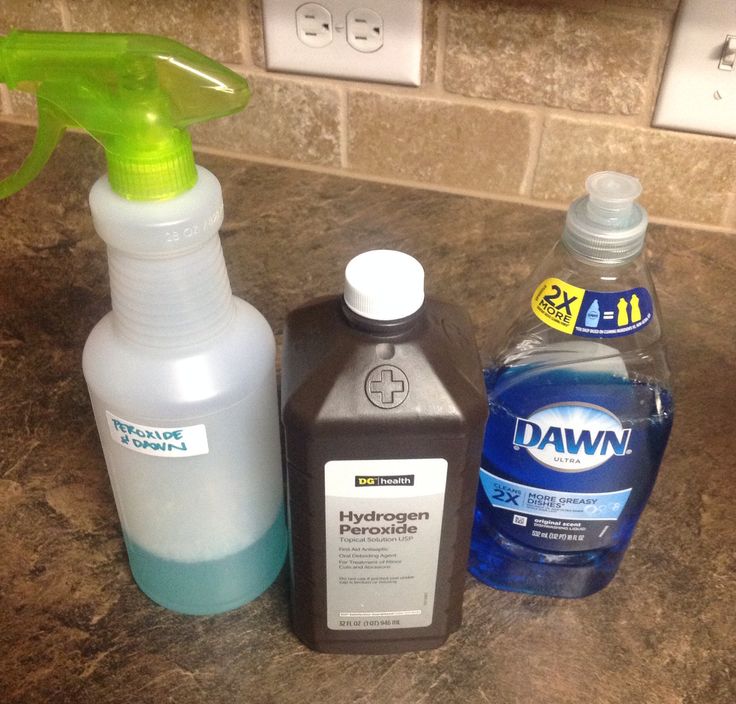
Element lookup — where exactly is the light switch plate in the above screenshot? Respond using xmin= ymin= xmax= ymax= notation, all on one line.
xmin=261 ymin=0 xmax=423 ymax=86
xmin=653 ymin=0 xmax=736 ymax=137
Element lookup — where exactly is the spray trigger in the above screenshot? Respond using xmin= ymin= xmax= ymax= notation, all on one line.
xmin=0 ymin=30 xmax=251 ymax=201
xmin=0 ymin=98 xmax=70 ymax=199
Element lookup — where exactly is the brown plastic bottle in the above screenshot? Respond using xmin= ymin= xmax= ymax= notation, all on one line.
xmin=281 ymin=251 xmax=487 ymax=654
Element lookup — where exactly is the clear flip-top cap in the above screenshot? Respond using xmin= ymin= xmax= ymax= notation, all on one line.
xmin=344 ymin=250 xmax=425 ymax=321
xmin=563 ymin=171 xmax=648 ymax=262
xmin=587 ymin=171 xmax=642 ymax=214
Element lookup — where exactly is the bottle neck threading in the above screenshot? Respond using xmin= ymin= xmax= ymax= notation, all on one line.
xmin=561 ymin=236 xmax=645 ymax=268
xmin=341 ymin=298 xmax=424 ymax=336
xmin=108 ymin=234 xmax=234 ymax=348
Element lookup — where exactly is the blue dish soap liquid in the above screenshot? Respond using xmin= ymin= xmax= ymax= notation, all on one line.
xmin=469 ymin=172 xmax=674 ymax=598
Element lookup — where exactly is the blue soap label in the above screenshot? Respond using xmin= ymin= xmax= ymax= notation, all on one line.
xmin=480 ymin=470 xmax=631 ymax=521
xmin=574 ymin=288 xmax=653 ymax=338
xmin=478 ymin=367 xmax=673 ymax=552
xmin=531 ymin=279 xmax=653 ymax=338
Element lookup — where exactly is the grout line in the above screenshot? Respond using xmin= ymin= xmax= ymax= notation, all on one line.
xmin=56 ymin=0 xmax=73 ymax=30
xmin=642 ymin=8 xmax=675 ymax=126
xmin=239 ymin=61 xmax=549 ymax=127
xmin=431 ymin=0 xmax=448 ymax=96
xmin=0 ymin=86 xmax=11 ymax=116
xmin=237 ymin=0 xmax=253 ymax=69
xmin=528 ymin=107 xmax=736 ymax=147
xmin=192 ymin=142 xmax=736 ymax=235
xmin=0 ymin=115 xmax=37 ymax=127
xmin=519 ymin=110 xmax=546 ymax=198
xmin=2 ymin=115 xmax=732 ymax=235
xmin=238 ymin=60 xmax=677 ymax=131
xmin=548 ymin=0 xmax=676 ymax=19
xmin=723 ymin=193 xmax=736 ymax=230
xmin=241 ymin=63 xmax=439 ymax=101
xmin=339 ymin=85 xmax=349 ymax=169
xmin=194 ymin=140 xmax=568 ymax=204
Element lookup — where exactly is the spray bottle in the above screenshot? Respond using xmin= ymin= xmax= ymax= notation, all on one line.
xmin=469 ymin=172 xmax=674 ymax=598
xmin=0 ymin=31 xmax=287 ymax=614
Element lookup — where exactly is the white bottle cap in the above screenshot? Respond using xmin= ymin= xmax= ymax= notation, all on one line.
xmin=344 ymin=250 xmax=425 ymax=321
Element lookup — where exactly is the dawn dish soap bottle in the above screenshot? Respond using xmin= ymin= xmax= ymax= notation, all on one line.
xmin=469 ymin=172 xmax=674 ymax=598
xmin=0 ymin=31 xmax=287 ymax=614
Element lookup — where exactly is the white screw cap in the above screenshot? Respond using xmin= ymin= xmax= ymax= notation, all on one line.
xmin=344 ymin=250 xmax=425 ymax=321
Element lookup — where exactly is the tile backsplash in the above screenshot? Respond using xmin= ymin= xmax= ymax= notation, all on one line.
xmin=2 ymin=0 xmax=734 ymax=231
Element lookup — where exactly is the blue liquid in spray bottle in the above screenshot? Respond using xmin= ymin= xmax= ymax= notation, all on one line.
xmin=469 ymin=172 xmax=674 ymax=598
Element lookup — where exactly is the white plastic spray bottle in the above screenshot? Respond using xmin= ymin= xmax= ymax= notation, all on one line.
xmin=0 ymin=30 xmax=287 ymax=614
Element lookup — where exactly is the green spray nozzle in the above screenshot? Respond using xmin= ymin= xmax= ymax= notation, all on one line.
xmin=0 ymin=30 xmax=250 ymax=200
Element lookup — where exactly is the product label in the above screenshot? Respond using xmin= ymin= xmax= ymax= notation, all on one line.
xmin=481 ymin=400 xmax=634 ymax=550
xmin=481 ymin=471 xmax=631 ymax=522
xmin=480 ymin=465 xmax=630 ymax=547
xmin=478 ymin=366 xmax=674 ymax=552
xmin=105 ymin=411 xmax=209 ymax=458
xmin=513 ymin=402 xmax=631 ymax=472
xmin=532 ymin=278 xmax=653 ymax=338
xmin=325 ymin=458 xmax=448 ymax=630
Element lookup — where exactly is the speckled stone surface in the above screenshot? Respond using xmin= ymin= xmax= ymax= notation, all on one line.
xmin=65 ymin=0 xmax=244 ymax=65
xmin=192 ymin=75 xmax=342 ymax=168
xmin=0 ymin=123 xmax=734 ymax=704
xmin=533 ymin=116 xmax=736 ymax=225
xmin=0 ymin=0 xmax=65 ymax=34
xmin=347 ymin=91 xmax=531 ymax=194
xmin=444 ymin=1 xmax=663 ymax=115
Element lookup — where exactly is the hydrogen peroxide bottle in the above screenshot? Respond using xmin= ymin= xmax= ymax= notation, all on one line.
xmin=0 ymin=31 xmax=287 ymax=614
xmin=469 ymin=172 xmax=674 ymax=598
xmin=281 ymin=250 xmax=488 ymax=653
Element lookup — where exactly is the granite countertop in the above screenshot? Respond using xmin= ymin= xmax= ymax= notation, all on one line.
xmin=1 ymin=123 xmax=734 ymax=704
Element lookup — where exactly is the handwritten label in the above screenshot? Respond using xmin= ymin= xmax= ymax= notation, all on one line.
xmin=105 ymin=412 xmax=209 ymax=458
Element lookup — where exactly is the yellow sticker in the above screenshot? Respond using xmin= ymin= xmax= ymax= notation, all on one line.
xmin=531 ymin=278 xmax=586 ymax=334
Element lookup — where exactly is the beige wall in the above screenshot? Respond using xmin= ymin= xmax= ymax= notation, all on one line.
xmin=2 ymin=0 xmax=735 ymax=231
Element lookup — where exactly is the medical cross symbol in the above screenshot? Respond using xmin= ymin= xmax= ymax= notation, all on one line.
xmin=365 ymin=365 xmax=409 ymax=409
xmin=370 ymin=369 xmax=405 ymax=403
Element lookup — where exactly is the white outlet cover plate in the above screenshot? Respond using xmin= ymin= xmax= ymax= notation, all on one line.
xmin=262 ymin=0 xmax=423 ymax=86
xmin=653 ymin=0 xmax=736 ymax=137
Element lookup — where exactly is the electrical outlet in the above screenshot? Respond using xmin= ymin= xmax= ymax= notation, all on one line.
xmin=261 ymin=0 xmax=423 ymax=86
xmin=296 ymin=3 xmax=333 ymax=49
xmin=653 ymin=0 xmax=736 ymax=137
xmin=346 ymin=8 xmax=383 ymax=53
